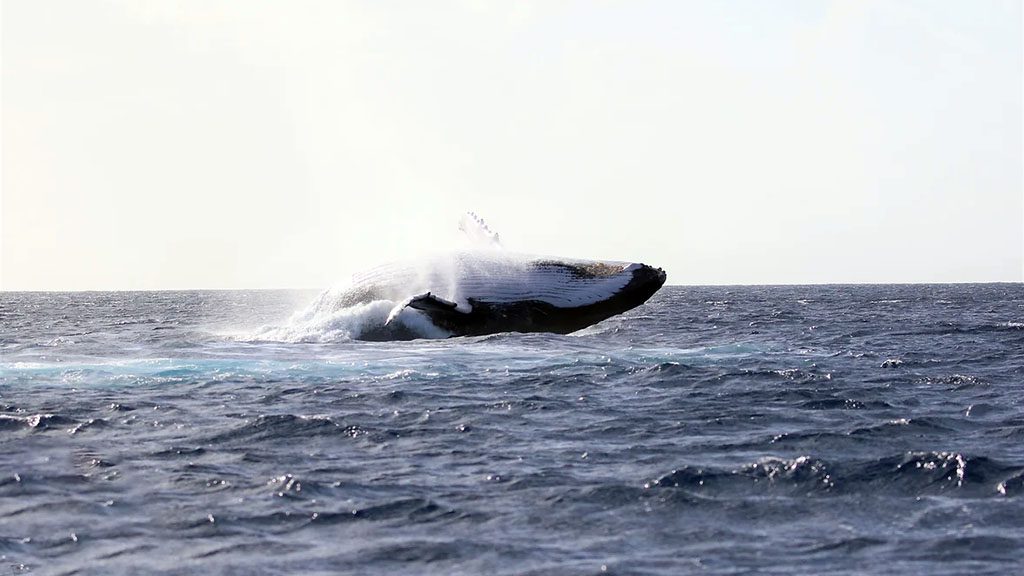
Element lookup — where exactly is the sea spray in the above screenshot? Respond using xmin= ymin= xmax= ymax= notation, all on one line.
xmin=250 ymin=297 xmax=450 ymax=342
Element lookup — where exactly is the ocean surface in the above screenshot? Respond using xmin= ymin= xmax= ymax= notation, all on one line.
xmin=2 ymin=284 xmax=1023 ymax=575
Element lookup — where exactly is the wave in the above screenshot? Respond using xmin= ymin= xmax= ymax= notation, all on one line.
xmin=646 ymin=452 xmax=1024 ymax=498
xmin=204 ymin=414 xmax=367 ymax=444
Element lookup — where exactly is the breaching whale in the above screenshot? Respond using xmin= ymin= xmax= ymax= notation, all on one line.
xmin=326 ymin=214 xmax=667 ymax=340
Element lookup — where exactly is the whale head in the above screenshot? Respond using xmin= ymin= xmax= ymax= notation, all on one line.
xmin=518 ymin=259 xmax=665 ymax=332
xmin=422 ymin=254 xmax=668 ymax=335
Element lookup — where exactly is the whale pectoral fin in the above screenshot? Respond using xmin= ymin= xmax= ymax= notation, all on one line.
xmin=407 ymin=292 xmax=466 ymax=314
xmin=385 ymin=293 xmax=426 ymax=326
xmin=385 ymin=292 xmax=470 ymax=326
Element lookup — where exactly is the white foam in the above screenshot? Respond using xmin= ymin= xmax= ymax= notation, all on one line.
xmin=247 ymin=298 xmax=450 ymax=343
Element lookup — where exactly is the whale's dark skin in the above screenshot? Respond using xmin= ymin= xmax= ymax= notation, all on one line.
xmin=353 ymin=261 xmax=667 ymax=340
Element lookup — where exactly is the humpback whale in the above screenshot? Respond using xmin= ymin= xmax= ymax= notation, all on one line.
xmin=326 ymin=214 xmax=667 ymax=340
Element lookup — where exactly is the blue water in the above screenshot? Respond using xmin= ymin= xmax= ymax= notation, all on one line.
xmin=2 ymin=285 xmax=1023 ymax=575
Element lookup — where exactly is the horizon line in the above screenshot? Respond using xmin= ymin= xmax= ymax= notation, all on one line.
xmin=2 ymin=280 xmax=1022 ymax=293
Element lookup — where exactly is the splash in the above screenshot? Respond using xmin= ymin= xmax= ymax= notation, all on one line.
xmin=244 ymin=212 xmax=646 ymax=342
xmin=245 ymin=251 xmax=496 ymax=343
xmin=248 ymin=296 xmax=450 ymax=343
xmin=245 ymin=212 xmax=501 ymax=342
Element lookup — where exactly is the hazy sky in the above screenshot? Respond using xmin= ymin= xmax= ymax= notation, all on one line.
xmin=2 ymin=0 xmax=1022 ymax=290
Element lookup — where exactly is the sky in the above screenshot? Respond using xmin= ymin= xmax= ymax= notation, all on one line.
xmin=2 ymin=0 xmax=1022 ymax=290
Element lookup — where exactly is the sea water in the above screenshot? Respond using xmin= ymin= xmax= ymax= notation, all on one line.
xmin=2 ymin=284 xmax=1023 ymax=574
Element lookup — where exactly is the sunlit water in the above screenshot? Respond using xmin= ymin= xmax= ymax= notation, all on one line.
xmin=2 ymin=285 xmax=1023 ymax=575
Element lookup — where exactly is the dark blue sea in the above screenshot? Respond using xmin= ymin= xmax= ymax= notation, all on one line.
xmin=2 ymin=284 xmax=1023 ymax=575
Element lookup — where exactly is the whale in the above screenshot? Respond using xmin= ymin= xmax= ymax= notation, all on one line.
xmin=322 ymin=214 xmax=667 ymax=340
xmin=333 ymin=252 xmax=666 ymax=339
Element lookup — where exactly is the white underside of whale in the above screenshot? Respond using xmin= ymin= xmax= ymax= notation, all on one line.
xmin=350 ymin=251 xmax=640 ymax=309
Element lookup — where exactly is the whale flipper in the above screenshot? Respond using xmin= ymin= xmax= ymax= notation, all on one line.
xmin=385 ymin=292 xmax=470 ymax=327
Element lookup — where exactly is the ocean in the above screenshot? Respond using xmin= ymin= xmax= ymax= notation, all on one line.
xmin=2 ymin=284 xmax=1023 ymax=575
